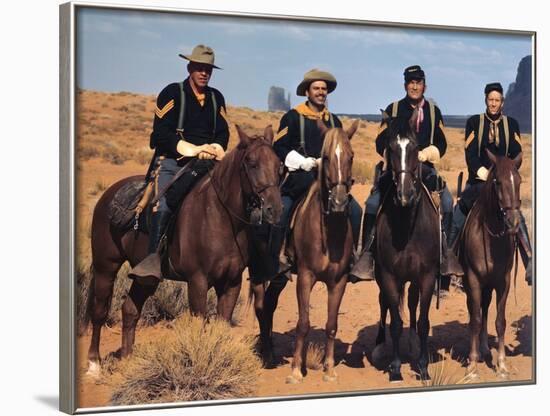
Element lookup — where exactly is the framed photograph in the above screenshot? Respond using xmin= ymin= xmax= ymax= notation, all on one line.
xmin=60 ymin=1 xmax=535 ymax=413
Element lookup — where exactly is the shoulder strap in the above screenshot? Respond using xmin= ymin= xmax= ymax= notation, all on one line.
xmin=429 ymin=100 xmax=435 ymax=145
xmin=299 ymin=114 xmax=307 ymax=156
xmin=478 ymin=113 xmax=485 ymax=157
xmin=391 ymin=101 xmax=399 ymax=118
xmin=329 ymin=113 xmax=335 ymax=128
xmin=502 ymin=115 xmax=510 ymax=155
xmin=177 ymin=82 xmax=186 ymax=132
xmin=210 ymin=91 xmax=218 ymax=139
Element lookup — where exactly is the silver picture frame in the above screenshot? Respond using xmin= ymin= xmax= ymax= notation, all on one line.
xmin=60 ymin=1 xmax=536 ymax=413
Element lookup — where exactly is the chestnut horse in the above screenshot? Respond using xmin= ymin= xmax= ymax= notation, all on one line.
xmin=285 ymin=120 xmax=359 ymax=384
xmin=372 ymin=114 xmax=440 ymax=382
xmin=85 ymin=126 xmax=282 ymax=376
xmin=460 ymin=150 xmax=523 ymax=379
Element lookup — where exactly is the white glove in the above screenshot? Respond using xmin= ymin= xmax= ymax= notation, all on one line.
xmin=300 ymin=157 xmax=317 ymax=172
xmin=285 ymin=150 xmax=306 ymax=171
xmin=477 ymin=166 xmax=489 ymax=181
xmin=418 ymin=145 xmax=441 ymax=163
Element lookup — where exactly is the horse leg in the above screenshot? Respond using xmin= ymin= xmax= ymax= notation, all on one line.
xmin=286 ymin=270 xmax=314 ymax=384
xmin=372 ymin=292 xmax=389 ymax=365
xmin=323 ymin=276 xmax=347 ymax=382
xmin=479 ymin=286 xmax=493 ymax=360
xmin=495 ymin=276 xmax=511 ymax=379
xmin=384 ymin=280 xmax=404 ymax=382
xmin=188 ymin=273 xmax=209 ymax=318
xmin=253 ymin=274 xmax=289 ymax=367
xmin=251 ymin=281 xmax=274 ymax=367
xmin=215 ymin=278 xmax=242 ymax=322
xmin=121 ymin=280 xmax=159 ymax=357
xmin=465 ymin=272 xmax=482 ymax=379
xmin=417 ymin=276 xmax=436 ymax=381
xmin=86 ymin=261 xmax=122 ymax=377
xmin=407 ymin=283 xmax=420 ymax=360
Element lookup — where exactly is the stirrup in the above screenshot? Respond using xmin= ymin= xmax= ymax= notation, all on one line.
xmin=128 ymin=253 xmax=163 ymax=286
xmin=348 ymin=250 xmax=375 ymax=283
xmin=440 ymin=248 xmax=464 ymax=277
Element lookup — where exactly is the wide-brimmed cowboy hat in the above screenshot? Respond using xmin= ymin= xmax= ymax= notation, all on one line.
xmin=179 ymin=44 xmax=221 ymax=69
xmin=296 ymin=69 xmax=337 ymax=96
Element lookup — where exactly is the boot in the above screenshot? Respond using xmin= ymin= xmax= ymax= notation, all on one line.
xmin=440 ymin=211 xmax=464 ymax=278
xmin=128 ymin=210 xmax=171 ymax=285
xmin=517 ymin=213 xmax=533 ymax=286
xmin=348 ymin=213 xmax=376 ymax=283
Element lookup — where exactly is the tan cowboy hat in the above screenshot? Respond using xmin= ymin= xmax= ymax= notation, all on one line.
xmin=296 ymin=69 xmax=337 ymax=96
xmin=179 ymin=44 xmax=221 ymax=69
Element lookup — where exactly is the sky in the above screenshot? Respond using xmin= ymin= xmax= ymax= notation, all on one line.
xmin=76 ymin=6 xmax=533 ymax=115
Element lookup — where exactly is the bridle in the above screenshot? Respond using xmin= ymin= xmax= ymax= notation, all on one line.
xmin=209 ymin=140 xmax=280 ymax=226
xmin=485 ymin=173 xmax=521 ymax=237
xmin=240 ymin=142 xmax=281 ymax=224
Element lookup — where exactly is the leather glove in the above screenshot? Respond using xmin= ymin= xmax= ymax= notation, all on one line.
xmin=477 ymin=166 xmax=489 ymax=181
xmin=300 ymin=157 xmax=317 ymax=172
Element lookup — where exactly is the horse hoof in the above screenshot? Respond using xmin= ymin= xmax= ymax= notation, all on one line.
xmin=285 ymin=374 xmax=303 ymax=384
xmin=496 ymin=366 xmax=510 ymax=380
xmin=86 ymin=360 xmax=101 ymax=379
xmin=323 ymin=373 xmax=338 ymax=382
xmin=389 ymin=372 xmax=404 ymax=383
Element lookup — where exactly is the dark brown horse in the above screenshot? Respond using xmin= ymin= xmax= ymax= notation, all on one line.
xmin=85 ymin=125 xmax=282 ymax=376
xmin=285 ymin=120 xmax=358 ymax=384
xmin=372 ymin=115 xmax=440 ymax=382
xmin=460 ymin=150 xmax=522 ymax=379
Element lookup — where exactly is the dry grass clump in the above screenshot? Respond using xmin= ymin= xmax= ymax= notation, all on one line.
xmin=110 ymin=313 xmax=262 ymax=405
xmin=422 ymin=349 xmax=472 ymax=387
xmin=353 ymin=160 xmax=377 ymax=184
xmin=305 ymin=342 xmax=325 ymax=370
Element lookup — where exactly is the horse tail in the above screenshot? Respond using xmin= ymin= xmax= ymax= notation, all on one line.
xmin=83 ymin=265 xmax=96 ymax=332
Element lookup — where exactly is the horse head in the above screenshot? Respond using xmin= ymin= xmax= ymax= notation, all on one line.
xmin=316 ymin=119 xmax=358 ymax=214
xmin=486 ymin=149 xmax=523 ymax=234
xmin=385 ymin=113 xmax=421 ymax=208
xmin=235 ymin=124 xmax=283 ymax=225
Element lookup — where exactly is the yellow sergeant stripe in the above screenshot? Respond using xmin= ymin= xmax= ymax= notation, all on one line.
xmin=514 ymin=133 xmax=522 ymax=144
xmin=155 ymin=99 xmax=175 ymax=118
xmin=274 ymin=126 xmax=288 ymax=142
xmin=464 ymin=131 xmax=475 ymax=149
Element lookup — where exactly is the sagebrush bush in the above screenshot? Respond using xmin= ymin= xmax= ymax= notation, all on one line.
xmin=305 ymin=342 xmax=325 ymax=371
xmin=421 ymin=349 xmax=471 ymax=387
xmin=110 ymin=314 xmax=262 ymax=404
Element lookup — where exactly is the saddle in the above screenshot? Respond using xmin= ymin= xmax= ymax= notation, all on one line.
xmin=108 ymin=180 xmax=152 ymax=231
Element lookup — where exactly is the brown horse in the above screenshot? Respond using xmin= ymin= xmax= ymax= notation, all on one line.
xmin=85 ymin=125 xmax=283 ymax=376
xmin=285 ymin=120 xmax=358 ymax=384
xmin=460 ymin=150 xmax=522 ymax=379
xmin=372 ymin=115 xmax=440 ymax=382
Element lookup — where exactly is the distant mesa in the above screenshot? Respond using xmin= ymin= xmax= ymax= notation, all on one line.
xmin=504 ymin=55 xmax=532 ymax=133
xmin=268 ymin=86 xmax=290 ymax=112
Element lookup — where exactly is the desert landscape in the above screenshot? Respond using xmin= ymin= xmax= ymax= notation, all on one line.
xmin=74 ymin=89 xmax=533 ymax=408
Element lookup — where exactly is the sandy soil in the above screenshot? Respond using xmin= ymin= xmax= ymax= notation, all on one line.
xmin=74 ymin=90 xmax=534 ymax=409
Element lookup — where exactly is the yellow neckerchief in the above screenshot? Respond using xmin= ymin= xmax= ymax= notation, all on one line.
xmin=294 ymin=101 xmax=331 ymax=122
xmin=484 ymin=112 xmax=503 ymax=146
xmin=189 ymin=81 xmax=206 ymax=107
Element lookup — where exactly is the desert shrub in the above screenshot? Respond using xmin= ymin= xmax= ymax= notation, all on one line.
xmin=305 ymin=342 xmax=325 ymax=371
xmin=89 ymin=179 xmax=107 ymax=196
xmin=110 ymin=314 xmax=262 ymax=404
xmin=421 ymin=350 xmax=472 ymax=387
xmin=79 ymin=145 xmax=100 ymax=161
xmin=134 ymin=147 xmax=153 ymax=165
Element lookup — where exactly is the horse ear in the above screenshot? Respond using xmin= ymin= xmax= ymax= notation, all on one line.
xmin=485 ymin=148 xmax=497 ymax=166
xmin=316 ymin=119 xmax=329 ymax=138
xmin=512 ymin=151 xmax=523 ymax=170
xmin=346 ymin=119 xmax=360 ymax=141
xmin=235 ymin=124 xmax=251 ymax=147
xmin=263 ymin=125 xmax=274 ymax=145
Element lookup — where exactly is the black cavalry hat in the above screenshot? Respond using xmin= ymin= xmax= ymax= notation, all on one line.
xmin=484 ymin=82 xmax=504 ymax=95
xmin=403 ymin=65 xmax=425 ymax=82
